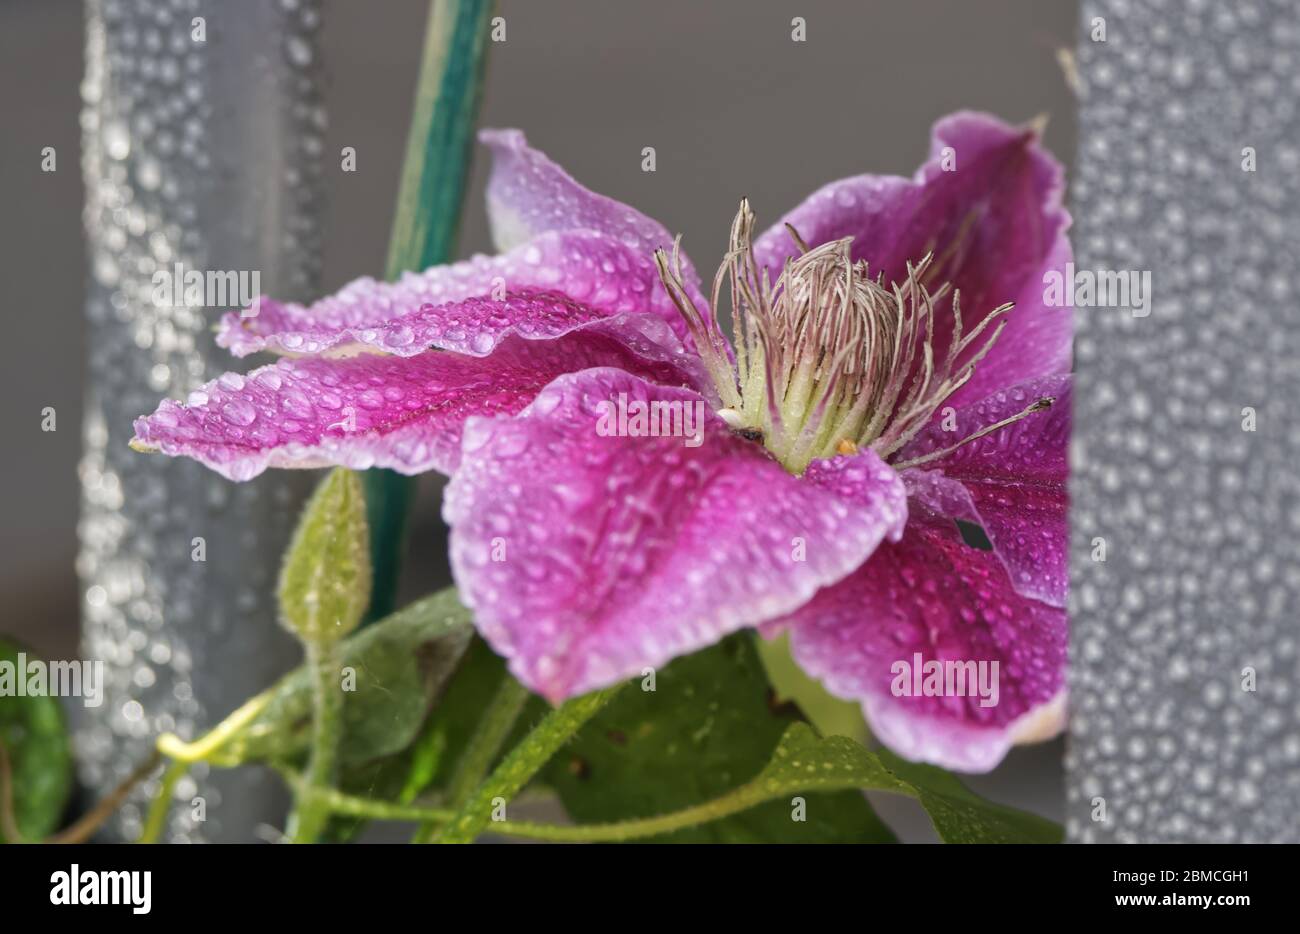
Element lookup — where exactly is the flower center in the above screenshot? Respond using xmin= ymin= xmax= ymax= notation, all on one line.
xmin=657 ymin=200 xmax=1045 ymax=474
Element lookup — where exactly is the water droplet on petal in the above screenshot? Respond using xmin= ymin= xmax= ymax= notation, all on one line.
xmin=221 ymin=399 xmax=257 ymax=426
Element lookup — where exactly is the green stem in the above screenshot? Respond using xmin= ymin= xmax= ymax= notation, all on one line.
xmin=360 ymin=470 xmax=416 ymax=623
xmin=362 ymin=0 xmax=495 ymax=625
xmin=432 ymin=684 xmax=624 ymax=843
xmin=411 ymin=674 xmax=529 ymax=842
xmin=384 ymin=0 xmax=494 ymax=279
xmin=155 ymin=688 xmax=275 ymax=763
xmin=444 ymin=676 xmax=531 ymax=805
xmin=286 ymin=640 xmax=343 ymax=843
xmin=294 ymin=774 xmax=771 ymax=843
xmin=138 ymin=759 xmax=188 ymax=844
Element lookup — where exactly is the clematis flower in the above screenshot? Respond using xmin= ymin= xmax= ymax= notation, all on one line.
xmin=133 ymin=112 xmax=1071 ymax=772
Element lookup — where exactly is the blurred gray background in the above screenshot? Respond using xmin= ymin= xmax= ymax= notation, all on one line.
xmin=0 ymin=0 xmax=1076 ymax=838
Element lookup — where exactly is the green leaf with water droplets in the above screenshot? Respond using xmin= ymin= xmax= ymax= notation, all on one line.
xmin=872 ymin=744 xmax=1064 ymax=843
xmin=279 ymin=468 xmax=372 ymax=646
xmin=754 ymin=723 xmax=1063 ymax=844
xmin=543 ymin=633 xmax=897 ymax=842
xmin=0 ymin=638 xmax=74 ymax=843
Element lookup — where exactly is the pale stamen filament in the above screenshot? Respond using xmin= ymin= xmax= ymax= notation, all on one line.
xmin=891 ymin=397 xmax=1055 ymax=471
xmin=655 ymin=200 xmax=1034 ymax=475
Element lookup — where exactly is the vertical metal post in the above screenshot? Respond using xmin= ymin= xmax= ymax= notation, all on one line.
xmin=1069 ymin=1 xmax=1300 ymax=842
xmin=78 ymin=0 xmax=324 ymax=841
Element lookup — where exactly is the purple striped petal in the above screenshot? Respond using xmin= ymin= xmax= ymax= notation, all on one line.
xmin=219 ymin=232 xmax=691 ymax=357
xmin=770 ymin=512 xmax=1067 ymax=773
xmin=753 ymin=111 xmax=1072 ymax=409
xmin=444 ymin=368 xmax=907 ymax=703
xmin=897 ymin=374 xmax=1070 ymax=607
xmin=134 ymin=316 xmax=708 ymax=482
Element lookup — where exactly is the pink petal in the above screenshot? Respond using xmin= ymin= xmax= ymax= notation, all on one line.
xmin=443 ymin=368 xmax=908 ymax=703
xmin=753 ymin=111 xmax=1072 ymax=409
xmin=480 ymin=128 xmax=709 ymax=328
xmin=771 ymin=513 xmax=1067 ymax=773
xmin=897 ymin=374 xmax=1070 ymax=607
xmin=218 ymin=232 xmax=691 ymax=357
xmin=134 ymin=316 xmax=708 ymax=482
xmin=481 ymin=128 xmax=683 ymax=257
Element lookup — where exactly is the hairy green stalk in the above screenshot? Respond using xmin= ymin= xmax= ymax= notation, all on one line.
xmin=286 ymin=641 xmax=344 ymax=843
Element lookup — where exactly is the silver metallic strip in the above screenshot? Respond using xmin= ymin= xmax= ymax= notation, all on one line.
xmin=77 ymin=0 xmax=323 ymax=842
xmin=1068 ymin=0 xmax=1300 ymax=842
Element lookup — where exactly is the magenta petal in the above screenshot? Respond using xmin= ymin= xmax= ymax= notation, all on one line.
xmin=897 ymin=374 xmax=1070 ymax=607
xmin=444 ymin=368 xmax=907 ymax=703
xmin=772 ymin=514 xmax=1067 ymax=773
xmin=481 ymin=128 xmax=682 ymax=256
xmin=134 ymin=316 xmax=710 ymax=482
xmin=751 ymin=174 xmax=917 ymax=277
xmin=753 ymin=111 xmax=1072 ymax=408
xmin=219 ymin=229 xmax=694 ymax=357
xmin=480 ymin=128 xmax=709 ymax=328
xmin=220 ymin=131 xmax=711 ymax=360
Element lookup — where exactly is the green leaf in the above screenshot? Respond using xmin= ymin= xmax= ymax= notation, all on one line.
xmin=204 ymin=589 xmax=472 ymax=767
xmin=319 ymin=639 xmax=481 ymax=842
xmin=279 ymin=468 xmax=372 ymax=646
xmin=0 ymin=638 xmax=73 ymax=843
xmin=544 ymin=634 xmax=897 ymax=843
xmin=336 ymin=631 xmax=431 ymax=764
xmin=874 ymin=746 xmax=1064 ymax=843
xmin=747 ymin=724 xmax=1062 ymax=844
xmin=435 ymin=683 xmax=622 ymax=843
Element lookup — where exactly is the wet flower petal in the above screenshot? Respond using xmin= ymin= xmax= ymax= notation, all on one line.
xmin=219 ymin=233 xmax=693 ymax=357
xmin=753 ymin=111 xmax=1072 ymax=410
xmin=897 ymin=374 xmax=1070 ymax=607
xmin=482 ymin=127 xmax=683 ymax=256
xmin=481 ymin=128 xmax=710 ymax=324
xmin=769 ymin=511 xmax=1067 ymax=773
xmin=443 ymin=368 xmax=907 ymax=702
xmin=136 ymin=115 xmax=1073 ymax=777
xmin=134 ymin=316 xmax=708 ymax=482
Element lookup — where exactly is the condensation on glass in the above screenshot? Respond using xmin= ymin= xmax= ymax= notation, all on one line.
xmin=1069 ymin=0 xmax=1300 ymax=842
xmin=78 ymin=0 xmax=324 ymax=841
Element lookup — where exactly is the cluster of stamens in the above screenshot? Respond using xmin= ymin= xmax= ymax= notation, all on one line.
xmin=656 ymin=200 xmax=1049 ymax=474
